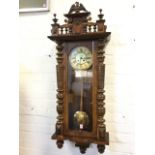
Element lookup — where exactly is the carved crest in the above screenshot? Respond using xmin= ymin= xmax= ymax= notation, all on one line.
xmin=48 ymin=1 xmax=110 ymax=42
xmin=68 ymin=2 xmax=88 ymax=14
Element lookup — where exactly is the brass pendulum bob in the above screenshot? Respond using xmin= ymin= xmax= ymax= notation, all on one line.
xmin=74 ymin=71 xmax=89 ymax=129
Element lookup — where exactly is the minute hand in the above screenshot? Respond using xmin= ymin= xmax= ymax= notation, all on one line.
xmin=80 ymin=57 xmax=91 ymax=60
xmin=83 ymin=57 xmax=91 ymax=59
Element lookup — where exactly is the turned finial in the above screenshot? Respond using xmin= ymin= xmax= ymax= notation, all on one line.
xmin=98 ymin=9 xmax=104 ymax=20
xmin=53 ymin=13 xmax=58 ymax=24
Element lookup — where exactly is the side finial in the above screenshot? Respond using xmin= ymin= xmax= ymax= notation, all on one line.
xmin=98 ymin=9 xmax=104 ymax=20
xmin=53 ymin=13 xmax=58 ymax=24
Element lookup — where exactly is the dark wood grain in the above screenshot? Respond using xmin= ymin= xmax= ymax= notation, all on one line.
xmin=48 ymin=2 xmax=111 ymax=153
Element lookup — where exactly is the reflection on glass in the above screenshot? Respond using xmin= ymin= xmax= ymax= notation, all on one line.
xmin=68 ymin=68 xmax=93 ymax=131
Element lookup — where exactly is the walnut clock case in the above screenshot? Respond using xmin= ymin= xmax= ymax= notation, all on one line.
xmin=48 ymin=2 xmax=111 ymax=154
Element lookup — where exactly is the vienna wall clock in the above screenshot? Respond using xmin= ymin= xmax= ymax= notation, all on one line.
xmin=48 ymin=2 xmax=111 ymax=154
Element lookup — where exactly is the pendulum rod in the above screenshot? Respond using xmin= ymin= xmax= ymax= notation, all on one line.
xmin=80 ymin=71 xmax=83 ymax=111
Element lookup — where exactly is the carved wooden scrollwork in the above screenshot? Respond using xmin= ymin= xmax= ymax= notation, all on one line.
xmin=97 ymin=40 xmax=106 ymax=141
xmin=54 ymin=42 xmax=65 ymax=147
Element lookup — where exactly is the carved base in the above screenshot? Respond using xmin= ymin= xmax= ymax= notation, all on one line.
xmin=52 ymin=132 xmax=109 ymax=153
xmin=56 ymin=140 xmax=64 ymax=149
xmin=97 ymin=144 xmax=105 ymax=153
xmin=75 ymin=143 xmax=89 ymax=154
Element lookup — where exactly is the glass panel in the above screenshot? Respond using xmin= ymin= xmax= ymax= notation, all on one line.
xmin=68 ymin=47 xmax=93 ymax=132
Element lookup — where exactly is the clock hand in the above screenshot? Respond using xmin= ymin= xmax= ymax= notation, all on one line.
xmin=79 ymin=57 xmax=82 ymax=64
xmin=84 ymin=57 xmax=91 ymax=59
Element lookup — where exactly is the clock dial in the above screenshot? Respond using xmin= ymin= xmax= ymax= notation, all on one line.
xmin=69 ymin=46 xmax=93 ymax=70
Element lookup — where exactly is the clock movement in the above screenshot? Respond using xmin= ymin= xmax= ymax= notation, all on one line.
xmin=48 ymin=2 xmax=111 ymax=154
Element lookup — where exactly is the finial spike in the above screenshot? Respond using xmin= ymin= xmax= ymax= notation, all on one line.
xmin=99 ymin=9 xmax=102 ymax=14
